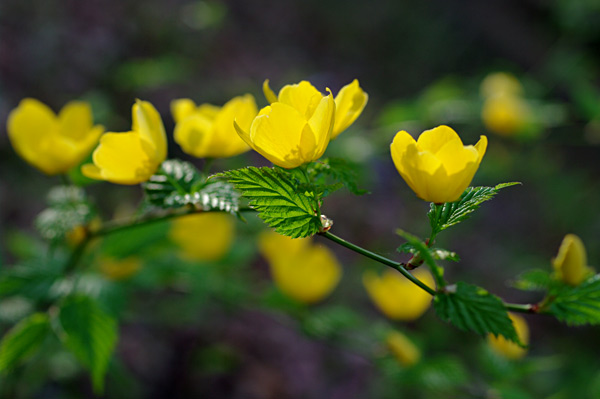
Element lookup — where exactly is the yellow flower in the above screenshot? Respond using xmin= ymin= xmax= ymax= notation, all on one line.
xmin=390 ymin=125 xmax=488 ymax=203
xmin=99 ymin=256 xmax=142 ymax=281
xmin=552 ymin=234 xmax=593 ymax=286
xmin=482 ymin=94 xmax=531 ymax=136
xmin=81 ymin=100 xmax=167 ymax=185
xmin=480 ymin=72 xmax=523 ymax=99
xmin=7 ymin=99 xmax=103 ymax=175
xmin=487 ymin=313 xmax=529 ymax=360
xmin=363 ymin=268 xmax=435 ymax=321
xmin=259 ymin=231 xmax=341 ymax=304
xmin=169 ymin=212 xmax=235 ymax=261
xmin=263 ymin=79 xmax=368 ymax=139
xmin=235 ymin=80 xmax=336 ymax=169
xmin=386 ymin=330 xmax=421 ymax=367
xmin=171 ymin=95 xmax=258 ymax=158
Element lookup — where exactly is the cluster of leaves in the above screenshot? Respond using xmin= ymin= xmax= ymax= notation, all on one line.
xmin=220 ymin=158 xmax=364 ymax=238
xmin=143 ymin=159 xmax=240 ymax=214
xmin=515 ymin=269 xmax=600 ymax=326
xmin=34 ymin=186 xmax=96 ymax=242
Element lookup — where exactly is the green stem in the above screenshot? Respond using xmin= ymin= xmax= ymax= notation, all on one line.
xmin=319 ymin=231 xmax=437 ymax=296
xmin=504 ymin=302 xmax=537 ymax=314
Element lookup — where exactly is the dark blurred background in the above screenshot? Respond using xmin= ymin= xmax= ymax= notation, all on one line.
xmin=1 ymin=0 xmax=600 ymax=398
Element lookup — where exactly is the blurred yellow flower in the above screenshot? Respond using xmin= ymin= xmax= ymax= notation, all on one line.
xmin=82 ymin=100 xmax=167 ymax=185
xmin=171 ymin=95 xmax=258 ymax=158
xmin=263 ymin=79 xmax=368 ymax=139
xmin=235 ymin=80 xmax=335 ymax=169
xmin=386 ymin=330 xmax=421 ymax=367
xmin=169 ymin=212 xmax=235 ymax=262
xmin=553 ymin=234 xmax=593 ymax=286
xmin=363 ymin=268 xmax=435 ymax=321
xmin=99 ymin=256 xmax=142 ymax=281
xmin=7 ymin=99 xmax=103 ymax=175
xmin=487 ymin=313 xmax=529 ymax=360
xmin=259 ymin=231 xmax=341 ymax=304
xmin=65 ymin=218 xmax=102 ymax=247
xmin=390 ymin=125 xmax=487 ymax=203
xmin=480 ymin=72 xmax=524 ymax=98
xmin=481 ymin=94 xmax=531 ymax=136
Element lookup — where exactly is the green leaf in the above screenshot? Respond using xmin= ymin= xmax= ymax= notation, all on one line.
xmin=58 ymin=296 xmax=118 ymax=394
xmin=143 ymin=160 xmax=239 ymax=213
xmin=428 ymin=183 xmax=520 ymax=236
xmin=0 ymin=313 xmax=50 ymax=372
xmin=396 ymin=230 xmax=445 ymax=287
xmin=221 ymin=167 xmax=322 ymax=238
xmin=434 ymin=282 xmax=521 ymax=344
xmin=548 ymin=274 xmax=600 ymax=326
xmin=0 ymin=263 xmax=62 ymax=300
xmin=308 ymin=158 xmax=368 ymax=196
xmin=35 ymin=186 xmax=96 ymax=241
xmin=430 ymin=248 xmax=460 ymax=262
xmin=396 ymin=243 xmax=417 ymax=255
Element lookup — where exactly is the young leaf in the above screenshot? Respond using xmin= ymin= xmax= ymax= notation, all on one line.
xmin=221 ymin=167 xmax=322 ymax=238
xmin=428 ymin=183 xmax=520 ymax=236
xmin=434 ymin=282 xmax=521 ymax=344
xmin=308 ymin=158 xmax=368 ymax=195
xmin=143 ymin=160 xmax=239 ymax=213
xmin=0 ymin=263 xmax=62 ymax=300
xmin=35 ymin=186 xmax=96 ymax=241
xmin=0 ymin=313 xmax=50 ymax=372
xmin=58 ymin=296 xmax=118 ymax=394
xmin=547 ymin=274 xmax=600 ymax=326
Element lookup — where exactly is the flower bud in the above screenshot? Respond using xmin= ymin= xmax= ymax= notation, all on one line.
xmin=552 ymin=234 xmax=593 ymax=286
xmin=487 ymin=313 xmax=529 ymax=360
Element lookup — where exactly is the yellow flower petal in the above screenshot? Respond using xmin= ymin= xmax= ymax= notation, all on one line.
xmin=390 ymin=126 xmax=487 ymax=203
xmin=386 ymin=330 xmax=421 ymax=367
xmin=7 ymin=98 xmax=102 ymax=175
xmin=173 ymin=114 xmax=214 ymax=157
xmin=480 ymin=72 xmax=524 ymax=98
xmin=332 ymin=79 xmax=368 ymax=138
xmin=99 ymin=257 xmax=142 ymax=281
xmin=268 ymin=242 xmax=341 ymax=304
xmin=307 ymin=91 xmax=336 ymax=160
xmin=85 ymin=132 xmax=158 ymax=184
xmin=487 ymin=313 xmax=529 ymax=360
xmin=169 ymin=213 xmax=235 ymax=261
xmin=171 ymin=99 xmax=198 ymax=123
xmin=553 ymin=234 xmax=592 ymax=286
xmin=363 ymin=268 xmax=435 ymax=321
xmin=278 ymin=80 xmax=323 ymax=119
xmin=258 ymin=231 xmax=311 ymax=263
xmin=250 ymin=103 xmax=313 ymax=168
xmin=262 ymin=79 xmax=278 ymax=104
xmin=132 ymin=100 xmax=167 ymax=162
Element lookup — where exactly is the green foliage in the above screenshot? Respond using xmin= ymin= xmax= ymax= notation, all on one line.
xmin=308 ymin=158 xmax=368 ymax=196
xmin=58 ymin=296 xmax=118 ymax=393
xmin=396 ymin=243 xmax=459 ymax=262
xmin=513 ymin=269 xmax=554 ymax=291
xmin=0 ymin=262 xmax=62 ymax=300
xmin=547 ymin=274 xmax=600 ymax=326
xmin=35 ymin=186 xmax=96 ymax=241
xmin=222 ymin=167 xmax=322 ymax=238
xmin=144 ymin=160 xmax=240 ymax=213
xmin=0 ymin=313 xmax=50 ymax=372
xmin=428 ymin=183 xmax=520 ymax=236
xmin=434 ymin=282 xmax=521 ymax=344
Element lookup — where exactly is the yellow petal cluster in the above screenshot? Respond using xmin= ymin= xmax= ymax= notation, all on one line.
xmin=552 ymin=234 xmax=593 ymax=286
xmin=82 ymin=100 xmax=167 ymax=185
xmin=236 ymin=79 xmax=367 ymax=169
xmin=171 ymin=95 xmax=257 ymax=158
xmin=386 ymin=330 xmax=421 ymax=367
xmin=98 ymin=256 xmax=142 ymax=281
xmin=363 ymin=268 xmax=435 ymax=321
xmin=7 ymin=99 xmax=103 ymax=175
xmin=169 ymin=213 xmax=235 ymax=262
xmin=259 ymin=231 xmax=341 ymax=304
xmin=487 ymin=313 xmax=529 ymax=360
xmin=480 ymin=72 xmax=532 ymax=137
xmin=390 ymin=126 xmax=487 ymax=203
